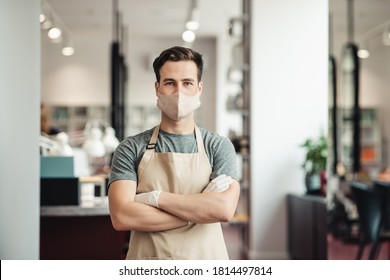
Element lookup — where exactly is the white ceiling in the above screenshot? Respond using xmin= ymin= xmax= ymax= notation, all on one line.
xmin=45 ymin=0 xmax=242 ymax=38
xmin=330 ymin=0 xmax=390 ymax=55
xmin=44 ymin=0 xmax=390 ymax=54
xmin=330 ymin=0 xmax=390 ymax=36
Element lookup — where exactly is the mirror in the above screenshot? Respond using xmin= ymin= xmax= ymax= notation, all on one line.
xmin=329 ymin=0 xmax=390 ymax=179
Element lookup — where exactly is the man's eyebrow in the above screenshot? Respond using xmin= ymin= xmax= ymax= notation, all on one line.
xmin=162 ymin=78 xmax=195 ymax=82
xmin=182 ymin=78 xmax=195 ymax=82
xmin=162 ymin=78 xmax=176 ymax=82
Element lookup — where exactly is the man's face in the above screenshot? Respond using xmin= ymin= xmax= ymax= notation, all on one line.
xmin=155 ymin=60 xmax=202 ymax=96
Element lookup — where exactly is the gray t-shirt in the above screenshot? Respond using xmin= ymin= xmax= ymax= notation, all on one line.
xmin=108 ymin=126 xmax=239 ymax=187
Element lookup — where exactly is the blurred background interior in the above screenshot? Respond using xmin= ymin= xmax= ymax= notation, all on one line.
xmin=1 ymin=0 xmax=390 ymax=260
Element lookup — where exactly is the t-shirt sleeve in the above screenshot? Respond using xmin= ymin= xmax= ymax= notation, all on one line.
xmin=210 ymin=136 xmax=240 ymax=182
xmin=108 ymin=139 xmax=138 ymax=187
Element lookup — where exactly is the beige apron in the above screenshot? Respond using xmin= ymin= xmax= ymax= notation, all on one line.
xmin=126 ymin=125 xmax=229 ymax=260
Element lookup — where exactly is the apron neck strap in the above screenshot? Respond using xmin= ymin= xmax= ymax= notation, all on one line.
xmin=137 ymin=126 xmax=160 ymax=178
xmin=147 ymin=125 xmax=205 ymax=154
xmin=194 ymin=126 xmax=205 ymax=154
xmin=148 ymin=125 xmax=160 ymax=149
xmin=138 ymin=125 xmax=206 ymax=180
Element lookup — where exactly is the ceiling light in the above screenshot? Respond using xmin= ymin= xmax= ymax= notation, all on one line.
xmin=41 ymin=0 xmax=75 ymax=55
xmin=40 ymin=14 xmax=46 ymax=23
xmin=182 ymin=0 xmax=199 ymax=41
xmin=62 ymin=46 xmax=75 ymax=56
xmin=182 ymin=30 xmax=196 ymax=43
xmin=357 ymin=41 xmax=370 ymax=59
xmin=186 ymin=3 xmax=200 ymax=30
xmin=186 ymin=20 xmax=199 ymax=31
xmin=41 ymin=19 xmax=53 ymax=30
xmin=357 ymin=49 xmax=369 ymax=59
xmin=48 ymin=27 xmax=62 ymax=40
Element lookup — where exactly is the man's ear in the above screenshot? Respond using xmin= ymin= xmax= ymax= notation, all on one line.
xmin=198 ymin=81 xmax=203 ymax=95
xmin=155 ymin=81 xmax=159 ymax=96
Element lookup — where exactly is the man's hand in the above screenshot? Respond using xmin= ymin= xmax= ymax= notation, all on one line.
xmin=134 ymin=190 xmax=162 ymax=208
xmin=203 ymin=174 xmax=232 ymax=193
xmin=134 ymin=174 xmax=232 ymax=210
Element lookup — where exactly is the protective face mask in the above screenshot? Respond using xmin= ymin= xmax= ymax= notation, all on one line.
xmin=157 ymin=91 xmax=201 ymax=121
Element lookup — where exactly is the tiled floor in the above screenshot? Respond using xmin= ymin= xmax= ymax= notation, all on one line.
xmin=327 ymin=234 xmax=390 ymax=260
xmin=225 ymin=230 xmax=390 ymax=260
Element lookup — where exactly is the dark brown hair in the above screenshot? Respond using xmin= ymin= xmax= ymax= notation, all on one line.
xmin=152 ymin=46 xmax=204 ymax=82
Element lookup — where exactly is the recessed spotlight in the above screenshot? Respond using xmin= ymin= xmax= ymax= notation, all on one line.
xmin=182 ymin=30 xmax=195 ymax=43
xmin=48 ymin=27 xmax=62 ymax=39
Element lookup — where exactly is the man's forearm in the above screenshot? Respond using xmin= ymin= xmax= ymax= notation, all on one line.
xmin=157 ymin=180 xmax=240 ymax=224
xmin=108 ymin=180 xmax=188 ymax=232
xmin=110 ymin=200 xmax=187 ymax=232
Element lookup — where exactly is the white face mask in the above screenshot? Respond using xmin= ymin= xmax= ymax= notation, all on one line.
xmin=157 ymin=91 xmax=201 ymax=121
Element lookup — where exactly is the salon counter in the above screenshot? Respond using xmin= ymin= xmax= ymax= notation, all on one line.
xmin=40 ymin=199 xmax=129 ymax=260
xmin=40 ymin=198 xmax=110 ymax=217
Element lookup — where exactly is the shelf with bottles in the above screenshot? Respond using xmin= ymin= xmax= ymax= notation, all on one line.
xmin=125 ymin=105 xmax=160 ymax=137
xmin=223 ymin=3 xmax=250 ymax=258
xmin=359 ymin=108 xmax=381 ymax=169
xmin=228 ymin=151 xmax=250 ymax=228
xmin=232 ymin=186 xmax=249 ymax=224
xmin=336 ymin=107 xmax=381 ymax=173
xmin=50 ymin=106 xmax=109 ymax=144
xmin=360 ymin=144 xmax=380 ymax=166
xmin=329 ymin=107 xmax=382 ymax=178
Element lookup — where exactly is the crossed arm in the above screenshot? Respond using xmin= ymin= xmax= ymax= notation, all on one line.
xmin=108 ymin=177 xmax=240 ymax=232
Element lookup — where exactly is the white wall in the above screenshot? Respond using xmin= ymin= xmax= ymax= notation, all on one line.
xmin=41 ymin=29 xmax=111 ymax=106
xmin=0 ymin=0 xmax=40 ymax=259
xmin=249 ymin=0 xmax=328 ymax=259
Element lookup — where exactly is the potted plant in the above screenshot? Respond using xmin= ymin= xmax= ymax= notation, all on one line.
xmin=300 ymin=133 xmax=328 ymax=195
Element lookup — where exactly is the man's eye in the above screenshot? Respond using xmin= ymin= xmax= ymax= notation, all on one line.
xmin=184 ymin=82 xmax=193 ymax=86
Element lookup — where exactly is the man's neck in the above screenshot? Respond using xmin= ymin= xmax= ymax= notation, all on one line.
xmin=159 ymin=114 xmax=196 ymax=134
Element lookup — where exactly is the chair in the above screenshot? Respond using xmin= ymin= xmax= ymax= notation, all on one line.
xmin=349 ymin=181 xmax=390 ymax=259
xmin=374 ymin=180 xmax=390 ymax=229
xmin=373 ymin=180 xmax=390 ymax=259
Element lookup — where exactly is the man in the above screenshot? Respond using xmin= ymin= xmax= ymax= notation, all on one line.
xmin=108 ymin=46 xmax=240 ymax=260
